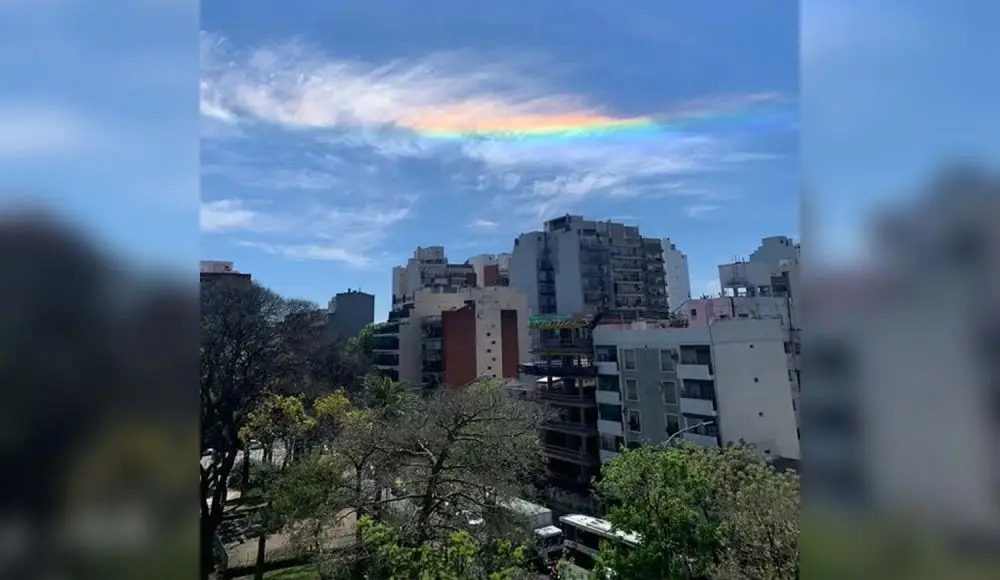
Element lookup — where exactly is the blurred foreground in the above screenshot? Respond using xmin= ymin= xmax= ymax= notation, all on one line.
xmin=0 ymin=207 xmax=198 ymax=580
xmin=802 ymin=167 xmax=1000 ymax=578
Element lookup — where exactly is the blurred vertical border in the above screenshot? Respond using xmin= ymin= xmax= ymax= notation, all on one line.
xmin=801 ymin=1 xmax=1000 ymax=578
xmin=0 ymin=1 xmax=199 ymax=580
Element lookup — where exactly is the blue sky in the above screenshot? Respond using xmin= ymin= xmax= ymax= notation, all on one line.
xmin=199 ymin=0 xmax=798 ymax=318
xmin=3 ymin=1 xmax=999 ymax=318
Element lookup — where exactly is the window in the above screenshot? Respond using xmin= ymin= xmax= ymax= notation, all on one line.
xmin=627 ymin=410 xmax=642 ymax=433
xmin=661 ymin=381 xmax=677 ymax=405
xmin=690 ymin=308 xmax=698 ymax=318
xmin=598 ymin=404 xmax=622 ymax=422
xmin=665 ymin=413 xmax=680 ymax=435
xmin=622 ymin=349 xmax=636 ymax=370
xmin=625 ymin=378 xmax=639 ymax=402
xmin=659 ymin=349 xmax=675 ymax=372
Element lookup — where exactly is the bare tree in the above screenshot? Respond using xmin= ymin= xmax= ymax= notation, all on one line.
xmin=381 ymin=379 xmax=546 ymax=545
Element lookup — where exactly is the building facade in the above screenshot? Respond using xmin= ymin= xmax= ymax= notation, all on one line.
xmin=327 ymin=289 xmax=375 ymax=340
xmin=372 ymin=286 xmax=530 ymax=390
xmin=517 ymin=314 xmax=602 ymax=511
xmin=199 ymin=260 xmax=251 ymax=285
xmin=661 ymin=239 xmax=692 ymax=311
xmin=392 ymin=246 xmax=478 ymax=310
xmin=466 ymin=253 xmax=512 ymax=287
xmin=510 ymin=216 xmax=673 ymax=319
xmin=592 ymin=317 xmax=801 ymax=464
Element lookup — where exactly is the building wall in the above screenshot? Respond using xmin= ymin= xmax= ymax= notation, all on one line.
xmin=661 ymin=239 xmax=692 ymax=310
xmin=442 ymin=305 xmax=477 ymax=387
xmin=328 ymin=291 xmax=375 ymax=340
xmin=394 ymin=287 xmax=530 ymax=388
xmin=499 ymin=310 xmax=520 ymax=378
xmin=467 ymin=253 xmax=511 ymax=287
xmin=593 ymin=318 xmax=800 ymax=462
xmin=554 ymin=232 xmax=585 ymax=315
xmin=511 ymin=234 xmax=544 ymax=315
xmin=482 ymin=264 xmax=502 ymax=287
xmin=709 ymin=319 xmax=799 ymax=459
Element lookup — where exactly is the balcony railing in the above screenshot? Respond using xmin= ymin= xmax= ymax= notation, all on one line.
xmin=542 ymin=444 xmax=601 ymax=465
xmin=541 ymin=419 xmax=599 ymax=435
xmin=536 ymin=389 xmax=596 ymax=405
xmin=519 ymin=363 xmax=597 ymax=377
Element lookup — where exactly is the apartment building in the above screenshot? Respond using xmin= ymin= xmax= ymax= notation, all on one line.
xmin=326 ymin=289 xmax=375 ymax=340
xmin=592 ymin=317 xmax=801 ymax=464
xmin=718 ymin=235 xmax=800 ymax=300
xmin=516 ymin=314 xmax=602 ymax=507
xmin=199 ymin=260 xmax=251 ymax=285
xmin=467 ymin=253 xmax=512 ymax=287
xmin=510 ymin=215 xmax=675 ymax=319
xmin=661 ymin=238 xmax=692 ymax=311
xmin=391 ymin=246 xmax=477 ymax=310
xmin=372 ymin=286 xmax=529 ymax=389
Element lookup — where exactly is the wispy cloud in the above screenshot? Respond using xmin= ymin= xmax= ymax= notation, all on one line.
xmin=235 ymin=241 xmax=371 ymax=269
xmin=684 ymin=204 xmax=720 ymax=219
xmin=201 ymin=197 xmax=415 ymax=267
xmin=200 ymin=32 xmax=790 ymax=218
xmin=468 ymin=218 xmax=498 ymax=231
xmin=200 ymin=199 xmax=257 ymax=233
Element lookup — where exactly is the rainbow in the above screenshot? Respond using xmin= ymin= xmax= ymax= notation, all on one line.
xmin=402 ymin=97 xmax=791 ymax=144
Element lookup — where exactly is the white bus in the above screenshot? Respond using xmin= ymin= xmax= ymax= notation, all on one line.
xmin=558 ymin=514 xmax=640 ymax=570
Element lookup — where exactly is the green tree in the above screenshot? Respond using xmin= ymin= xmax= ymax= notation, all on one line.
xmin=241 ymin=393 xmax=316 ymax=469
xmin=347 ymin=516 xmax=533 ymax=580
xmin=200 ymin=279 xmax=319 ymax=580
xmin=358 ymin=373 xmax=416 ymax=417
xmin=594 ymin=443 xmax=799 ymax=580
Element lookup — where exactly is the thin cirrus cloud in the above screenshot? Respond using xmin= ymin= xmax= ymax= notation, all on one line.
xmin=200 ymin=196 xmax=415 ymax=268
xmin=200 ymin=32 xmax=787 ymax=207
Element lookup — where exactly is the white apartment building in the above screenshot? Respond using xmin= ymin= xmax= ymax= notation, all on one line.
xmin=661 ymin=238 xmax=692 ymax=311
xmin=510 ymin=215 xmax=676 ymax=318
xmin=718 ymin=235 xmax=800 ymax=300
xmin=391 ymin=246 xmax=477 ymax=310
xmin=372 ymin=286 xmax=530 ymax=390
xmin=591 ymin=317 xmax=801 ymax=464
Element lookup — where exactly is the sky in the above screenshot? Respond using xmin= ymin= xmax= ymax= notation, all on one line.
xmin=199 ymin=0 xmax=799 ymax=319
xmin=2 ymin=1 xmax=999 ymax=318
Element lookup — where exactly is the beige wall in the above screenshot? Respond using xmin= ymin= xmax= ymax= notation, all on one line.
xmin=396 ymin=286 xmax=529 ymax=388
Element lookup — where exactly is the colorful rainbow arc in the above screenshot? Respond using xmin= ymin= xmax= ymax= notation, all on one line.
xmin=409 ymin=101 xmax=792 ymax=143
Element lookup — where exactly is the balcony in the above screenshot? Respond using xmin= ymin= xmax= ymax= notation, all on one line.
xmin=677 ymin=364 xmax=713 ymax=381
xmin=596 ymin=361 xmax=619 ymax=375
xmin=683 ymin=432 xmax=719 ymax=448
xmin=679 ymin=397 xmax=716 ymax=416
xmin=595 ymin=390 xmax=620 ymax=405
xmin=518 ymin=362 xmax=597 ymax=377
xmin=541 ymin=419 xmax=598 ymax=436
xmin=542 ymin=444 xmax=601 ymax=466
xmin=599 ymin=449 xmax=620 ymax=463
xmin=597 ymin=420 xmax=623 ymax=436
xmin=537 ymin=388 xmax=596 ymax=407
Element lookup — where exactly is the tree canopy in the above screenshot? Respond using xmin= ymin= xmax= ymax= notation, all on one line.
xmin=593 ymin=442 xmax=799 ymax=580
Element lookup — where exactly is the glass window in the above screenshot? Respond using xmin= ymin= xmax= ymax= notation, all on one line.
xmin=661 ymin=381 xmax=677 ymax=404
xmin=622 ymin=349 xmax=636 ymax=370
xmin=627 ymin=410 xmax=642 ymax=433
xmin=659 ymin=349 xmax=675 ymax=371
xmin=625 ymin=378 xmax=639 ymax=402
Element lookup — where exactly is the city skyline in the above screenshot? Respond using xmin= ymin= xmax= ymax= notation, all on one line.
xmin=199 ymin=0 xmax=798 ymax=319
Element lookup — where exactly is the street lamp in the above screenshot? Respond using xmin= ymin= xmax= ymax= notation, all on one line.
xmin=663 ymin=419 xmax=716 ymax=446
